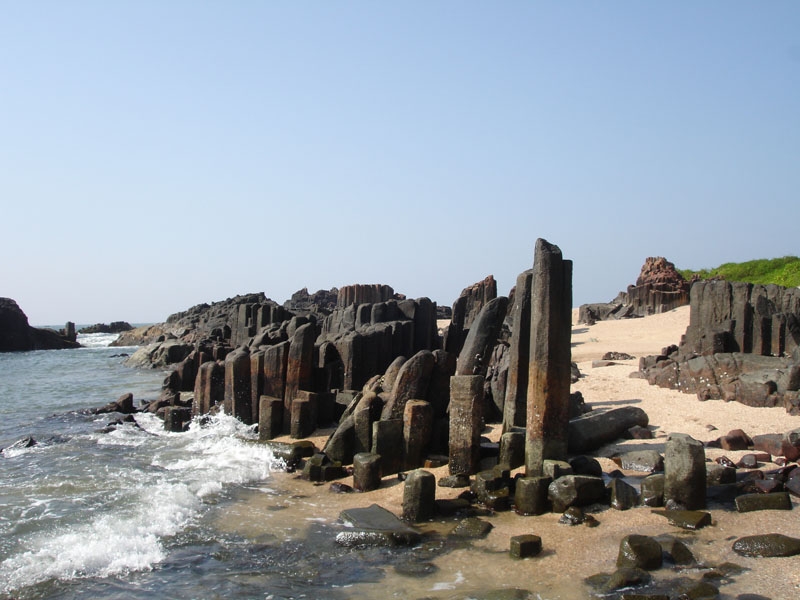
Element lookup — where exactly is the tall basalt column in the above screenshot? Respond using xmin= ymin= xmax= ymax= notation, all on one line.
xmin=284 ymin=323 xmax=316 ymax=432
xmin=224 ymin=347 xmax=252 ymax=424
xmin=503 ymin=269 xmax=533 ymax=432
xmin=193 ymin=360 xmax=224 ymax=416
xmin=526 ymin=239 xmax=573 ymax=476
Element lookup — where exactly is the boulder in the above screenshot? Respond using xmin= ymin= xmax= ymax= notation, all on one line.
xmin=92 ymin=392 xmax=136 ymax=415
xmin=568 ymin=407 xmax=649 ymax=453
xmin=664 ymin=433 xmax=706 ymax=510
xmin=381 ymin=350 xmax=435 ymax=420
xmin=337 ymin=504 xmax=421 ymax=547
xmin=616 ymin=534 xmax=663 ymax=570
xmin=732 ymin=533 xmax=800 ymax=557
xmin=547 ymin=475 xmax=606 ymax=512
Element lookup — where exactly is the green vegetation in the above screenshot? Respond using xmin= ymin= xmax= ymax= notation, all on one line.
xmin=678 ymin=256 xmax=800 ymax=288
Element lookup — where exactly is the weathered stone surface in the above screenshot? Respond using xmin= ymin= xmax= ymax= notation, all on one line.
xmin=735 ymin=492 xmax=793 ymax=513
xmin=568 ymin=407 xmax=649 ymax=454
xmin=618 ymin=450 xmax=664 ymax=473
xmin=753 ymin=432 xmax=800 ymax=461
xmin=617 ymin=534 xmax=663 ymax=570
xmin=499 ymin=431 xmax=525 ymax=470
xmin=656 ymin=535 xmax=695 ymax=565
xmin=258 ymin=395 xmax=283 ymax=441
xmin=289 ymin=391 xmax=317 ymax=438
xmin=526 ymin=239 xmax=572 ymax=475
xmin=503 ymin=270 xmax=533 ymax=431
xmin=265 ymin=440 xmax=315 ymax=468
xmin=403 ymin=400 xmax=433 ymax=469
xmin=514 ymin=476 xmax=552 ymax=516
xmin=569 ymin=455 xmax=603 ymax=477
xmin=542 ymin=459 xmax=572 ymax=480
xmin=485 ymin=341 xmax=509 ymax=422
xmin=284 ymin=323 xmax=316 ymax=424
xmin=426 ymin=350 xmax=456 ymax=418
xmin=608 ymin=478 xmax=639 ymax=510
xmin=585 ymin=567 xmax=652 ymax=594
xmin=719 ymin=428 xmax=752 ymax=451
xmin=372 ymin=419 xmax=404 ymax=475
xmin=732 ymin=533 xmax=800 ymax=557
xmin=449 ymin=375 xmax=484 ymax=476
xmin=92 ymin=392 xmax=136 ymax=415
xmin=164 ymin=406 xmax=192 ymax=432
xmin=381 ymin=350 xmax=436 ymax=420
xmin=262 ymin=340 xmax=289 ymax=400
xmin=640 ymin=473 xmax=665 ymax=507
xmin=337 ymin=503 xmax=421 ymax=547
xmin=336 ymin=284 xmax=396 ymax=308
xmin=193 ymin=360 xmax=225 ymax=416
xmin=381 ymin=356 xmax=406 ymax=395
xmin=302 ymin=452 xmax=345 ymax=482
xmin=510 ymin=534 xmax=542 ymax=559
xmin=547 ymin=475 xmax=606 ymax=512
xmin=323 ymin=415 xmax=355 ymax=464
xmin=443 ymin=275 xmax=498 ymax=356
xmin=664 ymin=433 xmax=706 ymax=510
xmin=455 ymin=296 xmax=509 ymax=377
xmin=449 ymin=517 xmax=493 ymax=539
xmin=706 ymin=463 xmax=737 ymax=486
xmin=353 ymin=452 xmax=382 ymax=492
xmin=652 ymin=509 xmax=712 ymax=530
xmin=224 ymin=347 xmax=252 ymax=423
xmin=352 ymin=392 xmax=382 ymax=455
xmin=402 ymin=469 xmax=436 ymax=522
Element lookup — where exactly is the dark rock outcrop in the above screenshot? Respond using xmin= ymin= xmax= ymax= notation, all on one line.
xmin=0 ymin=298 xmax=81 ymax=352
xmin=578 ymin=257 xmax=690 ymax=324
xmin=283 ymin=287 xmax=339 ymax=315
xmin=79 ymin=322 xmax=133 ymax=334
xmin=443 ymin=275 xmax=498 ymax=356
xmin=639 ymin=280 xmax=800 ymax=411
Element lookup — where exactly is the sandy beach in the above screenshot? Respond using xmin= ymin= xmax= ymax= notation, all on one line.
xmin=217 ymin=306 xmax=800 ymax=599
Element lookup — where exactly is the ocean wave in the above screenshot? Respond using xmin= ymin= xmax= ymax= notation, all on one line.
xmin=0 ymin=480 xmax=198 ymax=593
xmin=0 ymin=412 xmax=280 ymax=594
xmin=76 ymin=332 xmax=120 ymax=348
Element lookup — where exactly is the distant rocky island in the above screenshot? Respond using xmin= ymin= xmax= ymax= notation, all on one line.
xmin=79 ymin=322 xmax=134 ymax=334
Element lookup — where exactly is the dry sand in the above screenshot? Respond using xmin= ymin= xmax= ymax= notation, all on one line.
xmin=217 ymin=306 xmax=800 ymax=598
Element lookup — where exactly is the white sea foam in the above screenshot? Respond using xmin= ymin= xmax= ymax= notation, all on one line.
xmin=0 ymin=412 xmax=278 ymax=594
xmin=0 ymin=481 xmax=198 ymax=593
xmin=76 ymin=332 xmax=120 ymax=348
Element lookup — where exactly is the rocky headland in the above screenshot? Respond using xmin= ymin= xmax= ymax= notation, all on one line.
xmin=579 ymin=256 xmax=691 ymax=324
xmin=0 ymin=298 xmax=80 ymax=352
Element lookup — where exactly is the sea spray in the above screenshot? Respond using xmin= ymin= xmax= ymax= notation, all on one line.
xmin=0 ymin=411 xmax=279 ymax=595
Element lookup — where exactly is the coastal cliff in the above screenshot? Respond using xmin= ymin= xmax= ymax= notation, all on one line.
xmin=0 ymin=298 xmax=80 ymax=352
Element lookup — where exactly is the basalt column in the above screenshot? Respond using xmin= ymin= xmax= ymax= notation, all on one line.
xmin=503 ymin=269 xmax=533 ymax=432
xmin=224 ymin=347 xmax=252 ymax=424
xmin=525 ymin=239 xmax=572 ymax=476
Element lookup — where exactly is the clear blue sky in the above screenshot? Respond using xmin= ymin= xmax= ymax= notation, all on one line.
xmin=2 ymin=1 xmax=798 ymax=325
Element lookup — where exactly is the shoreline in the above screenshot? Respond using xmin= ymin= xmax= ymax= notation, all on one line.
xmin=216 ymin=306 xmax=800 ymax=598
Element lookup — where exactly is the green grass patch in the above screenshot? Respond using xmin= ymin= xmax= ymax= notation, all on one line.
xmin=678 ymin=256 xmax=800 ymax=288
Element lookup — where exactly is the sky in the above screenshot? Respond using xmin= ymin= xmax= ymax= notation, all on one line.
xmin=2 ymin=1 xmax=799 ymax=326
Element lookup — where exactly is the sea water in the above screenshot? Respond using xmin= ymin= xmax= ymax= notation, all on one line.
xmin=0 ymin=334 xmax=292 ymax=599
xmin=0 ymin=336 xmax=459 ymax=600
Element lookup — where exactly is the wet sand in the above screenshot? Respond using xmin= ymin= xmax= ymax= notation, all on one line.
xmin=216 ymin=306 xmax=800 ymax=599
